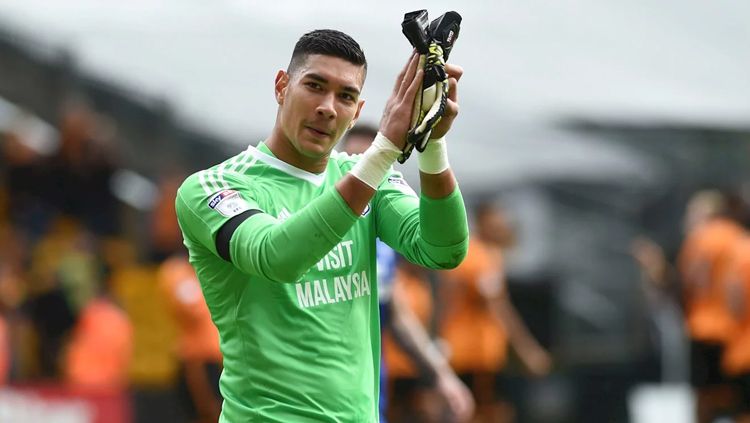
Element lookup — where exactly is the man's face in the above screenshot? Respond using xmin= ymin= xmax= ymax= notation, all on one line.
xmin=478 ymin=208 xmax=513 ymax=247
xmin=276 ymin=54 xmax=365 ymax=159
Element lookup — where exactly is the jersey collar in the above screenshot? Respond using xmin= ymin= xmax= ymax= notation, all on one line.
xmin=248 ymin=143 xmax=328 ymax=187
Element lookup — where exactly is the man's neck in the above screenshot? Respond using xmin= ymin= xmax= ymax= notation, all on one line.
xmin=265 ymin=126 xmax=329 ymax=174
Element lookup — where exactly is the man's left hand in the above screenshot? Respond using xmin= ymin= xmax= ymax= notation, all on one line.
xmin=428 ymin=63 xmax=463 ymax=140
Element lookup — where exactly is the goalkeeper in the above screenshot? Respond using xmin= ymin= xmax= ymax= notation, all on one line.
xmin=176 ymin=27 xmax=467 ymax=422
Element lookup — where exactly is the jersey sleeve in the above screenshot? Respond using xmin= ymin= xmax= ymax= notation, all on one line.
xmin=176 ymin=169 xmax=360 ymax=283
xmin=374 ymin=170 xmax=469 ymax=270
xmin=175 ymin=170 xmax=264 ymax=258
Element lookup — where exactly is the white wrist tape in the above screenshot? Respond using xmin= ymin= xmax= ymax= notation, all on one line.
xmin=417 ymin=137 xmax=450 ymax=174
xmin=349 ymin=132 xmax=401 ymax=189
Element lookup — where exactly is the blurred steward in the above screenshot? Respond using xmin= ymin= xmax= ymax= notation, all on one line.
xmin=159 ymin=255 xmax=222 ymax=423
xmin=721 ymin=235 xmax=750 ymax=422
xmin=439 ymin=202 xmax=552 ymax=423
xmin=341 ymin=125 xmax=474 ymax=423
xmin=678 ymin=190 xmax=746 ymax=423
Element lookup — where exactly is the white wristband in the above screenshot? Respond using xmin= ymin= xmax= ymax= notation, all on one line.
xmin=417 ymin=137 xmax=450 ymax=174
xmin=349 ymin=132 xmax=401 ymax=189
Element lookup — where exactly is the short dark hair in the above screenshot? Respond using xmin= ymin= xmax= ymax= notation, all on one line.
xmin=288 ymin=29 xmax=367 ymax=77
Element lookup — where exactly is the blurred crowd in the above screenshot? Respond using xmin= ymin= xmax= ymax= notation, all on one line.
xmin=0 ymin=97 xmax=221 ymax=423
xmin=2 ymin=96 xmax=750 ymax=423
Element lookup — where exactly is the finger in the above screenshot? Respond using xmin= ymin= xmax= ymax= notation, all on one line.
xmin=396 ymin=53 xmax=420 ymax=98
xmin=443 ymin=98 xmax=459 ymax=119
xmin=446 ymin=77 xmax=458 ymax=103
xmin=401 ymin=67 xmax=424 ymax=106
xmin=392 ymin=52 xmax=418 ymax=95
xmin=444 ymin=63 xmax=464 ymax=81
xmin=397 ymin=53 xmax=421 ymax=98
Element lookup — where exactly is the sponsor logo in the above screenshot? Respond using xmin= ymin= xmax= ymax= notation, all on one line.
xmin=208 ymin=190 xmax=237 ymax=209
xmin=207 ymin=190 xmax=250 ymax=217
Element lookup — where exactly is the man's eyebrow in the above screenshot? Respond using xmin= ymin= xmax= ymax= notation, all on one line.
xmin=305 ymin=73 xmax=361 ymax=96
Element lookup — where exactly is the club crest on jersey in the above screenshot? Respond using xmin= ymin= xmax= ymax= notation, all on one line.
xmin=208 ymin=190 xmax=250 ymax=217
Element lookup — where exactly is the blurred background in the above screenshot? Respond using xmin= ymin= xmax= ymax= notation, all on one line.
xmin=0 ymin=1 xmax=749 ymax=422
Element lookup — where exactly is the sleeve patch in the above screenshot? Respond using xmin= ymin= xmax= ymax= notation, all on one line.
xmin=208 ymin=190 xmax=251 ymax=217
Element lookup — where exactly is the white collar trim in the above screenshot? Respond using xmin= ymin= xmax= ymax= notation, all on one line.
xmin=246 ymin=145 xmax=328 ymax=186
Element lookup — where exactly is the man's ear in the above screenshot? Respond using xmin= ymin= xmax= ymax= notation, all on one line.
xmin=349 ymin=99 xmax=366 ymax=129
xmin=274 ymin=70 xmax=289 ymax=105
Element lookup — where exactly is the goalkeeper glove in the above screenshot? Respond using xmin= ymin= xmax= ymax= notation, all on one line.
xmin=399 ymin=10 xmax=461 ymax=163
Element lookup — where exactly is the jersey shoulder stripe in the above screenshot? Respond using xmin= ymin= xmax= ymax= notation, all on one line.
xmin=191 ymin=148 xmax=260 ymax=195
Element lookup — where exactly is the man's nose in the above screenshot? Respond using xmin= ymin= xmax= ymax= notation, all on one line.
xmin=316 ymin=92 xmax=337 ymax=120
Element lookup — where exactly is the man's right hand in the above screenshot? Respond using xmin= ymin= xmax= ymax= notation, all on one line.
xmin=379 ymin=52 xmax=424 ymax=150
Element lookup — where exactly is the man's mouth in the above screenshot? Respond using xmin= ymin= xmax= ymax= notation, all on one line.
xmin=304 ymin=126 xmax=332 ymax=137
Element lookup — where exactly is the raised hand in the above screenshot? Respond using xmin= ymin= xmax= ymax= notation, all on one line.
xmin=428 ymin=62 xmax=463 ymax=140
xmin=379 ymin=52 xmax=424 ymax=149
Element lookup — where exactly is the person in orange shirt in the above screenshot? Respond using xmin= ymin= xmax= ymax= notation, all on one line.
xmin=64 ymin=296 xmax=133 ymax=389
xmin=383 ymin=260 xmax=436 ymax=380
xmin=158 ymin=254 xmax=223 ymax=423
xmin=0 ymin=245 xmax=25 ymax=386
xmin=678 ymin=191 xmax=747 ymax=423
xmin=382 ymin=258 xmax=459 ymax=422
xmin=440 ymin=202 xmax=551 ymax=423
xmin=721 ymin=236 xmax=750 ymax=421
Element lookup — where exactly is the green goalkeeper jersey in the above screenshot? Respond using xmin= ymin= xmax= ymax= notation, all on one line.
xmin=175 ymin=142 xmax=468 ymax=422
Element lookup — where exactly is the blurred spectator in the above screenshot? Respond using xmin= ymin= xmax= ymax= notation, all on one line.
xmin=105 ymin=238 xmax=181 ymax=423
xmin=678 ymin=190 xmax=747 ymax=423
xmin=340 ymin=125 xmax=474 ymax=423
xmin=439 ymin=202 xmax=552 ymax=423
xmin=150 ymin=172 xmax=187 ymax=261
xmin=0 ymin=258 xmax=24 ymax=386
xmin=158 ymin=254 xmax=222 ymax=423
xmin=631 ymin=236 xmax=689 ymax=383
xmin=721 ymin=236 xmax=750 ymax=421
xmin=0 ymin=311 xmax=8 ymax=386
xmin=0 ymin=221 xmax=33 ymax=382
xmin=22 ymin=217 xmax=93 ymax=379
xmin=2 ymin=118 xmax=55 ymax=240
xmin=63 ymin=296 xmax=133 ymax=389
xmin=47 ymin=98 xmax=120 ymax=236
xmin=0 ymin=223 xmax=26 ymax=385
xmin=382 ymin=258 xmax=456 ymax=422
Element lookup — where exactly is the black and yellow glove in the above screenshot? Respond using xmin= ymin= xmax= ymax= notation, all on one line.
xmin=399 ymin=10 xmax=461 ymax=163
